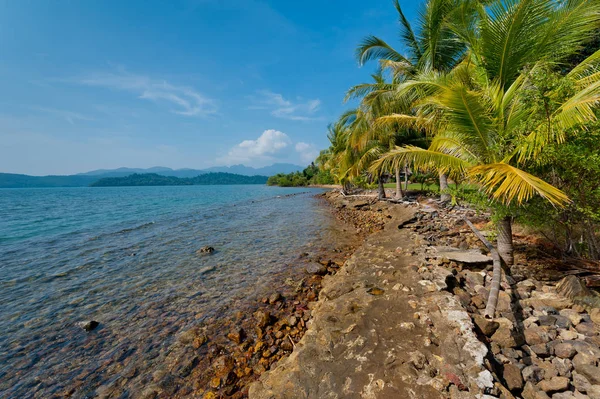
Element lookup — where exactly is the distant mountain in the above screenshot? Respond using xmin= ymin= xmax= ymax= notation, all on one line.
xmin=91 ymin=173 xmax=268 ymax=187
xmin=201 ymin=163 xmax=304 ymax=176
xmin=0 ymin=163 xmax=302 ymax=188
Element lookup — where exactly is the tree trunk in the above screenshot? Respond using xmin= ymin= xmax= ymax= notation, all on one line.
xmin=439 ymin=173 xmax=450 ymax=202
xmin=395 ymin=167 xmax=403 ymax=199
xmin=404 ymin=163 xmax=409 ymax=191
xmin=497 ymin=216 xmax=514 ymax=266
xmin=378 ymin=174 xmax=386 ymax=200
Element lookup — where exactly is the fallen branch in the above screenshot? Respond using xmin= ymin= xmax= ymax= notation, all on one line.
xmin=463 ymin=218 xmax=502 ymax=319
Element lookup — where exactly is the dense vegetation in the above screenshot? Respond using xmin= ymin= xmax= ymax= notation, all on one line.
xmin=313 ymin=0 xmax=600 ymax=264
xmin=91 ymin=173 xmax=268 ymax=187
xmin=267 ymin=163 xmax=335 ymax=187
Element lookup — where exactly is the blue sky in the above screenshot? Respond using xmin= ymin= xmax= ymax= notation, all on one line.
xmin=0 ymin=0 xmax=419 ymax=175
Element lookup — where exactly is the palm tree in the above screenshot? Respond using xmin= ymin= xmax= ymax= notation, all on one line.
xmin=373 ymin=0 xmax=600 ymax=266
xmin=356 ymin=0 xmax=474 ymax=201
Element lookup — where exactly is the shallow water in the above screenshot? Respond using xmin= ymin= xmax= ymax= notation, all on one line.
xmin=0 ymin=185 xmax=349 ymax=398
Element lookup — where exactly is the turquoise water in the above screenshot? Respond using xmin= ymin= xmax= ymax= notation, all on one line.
xmin=0 ymin=185 xmax=347 ymax=398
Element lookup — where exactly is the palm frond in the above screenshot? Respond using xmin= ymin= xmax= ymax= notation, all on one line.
xmin=370 ymin=145 xmax=471 ymax=176
xmin=356 ymin=36 xmax=409 ymax=66
xmin=394 ymin=0 xmax=422 ymax=62
xmin=470 ymin=163 xmax=570 ymax=206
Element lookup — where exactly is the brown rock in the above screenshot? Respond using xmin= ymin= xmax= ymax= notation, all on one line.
xmin=576 ymin=364 xmax=600 ymax=385
xmin=254 ymin=310 xmax=271 ymax=328
xmin=537 ymin=376 xmax=569 ymax=393
xmin=576 ymin=322 xmax=598 ymax=337
xmin=525 ymin=326 xmax=552 ymax=345
xmin=492 ymin=319 xmax=525 ymax=348
xmin=522 ymin=382 xmax=550 ymax=399
xmin=554 ymin=343 xmax=577 ymax=359
xmin=212 ymin=356 xmax=234 ymax=378
xmin=503 ymin=363 xmax=524 ymax=391
xmin=268 ymin=292 xmax=283 ymax=304
xmin=227 ymin=328 xmax=245 ymax=344
xmin=590 ymin=308 xmax=600 ymax=325
xmin=473 ymin=315 xmax=500 ymax=337
xmin=530 ymin=343 xmax=551 ymax=357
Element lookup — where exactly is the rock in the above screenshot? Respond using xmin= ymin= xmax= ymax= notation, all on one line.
xmin=552 ymin=358 xmax=573 ymax=378
xmin=552 ymin=393 xmax=577 ymax=399
xmin=576 ymin=364 xmax=600 ymax=385
xmin=305 ymin=262 xmax=327 ymax=276
xmin=559 ymin=309 xmax=584 ymax=326
xmin=531 ymin=343 xmax=552 ymax=357
xmin=538 ymin=315 xmax=557 ymax=326
xmin=523 ymin=382 xmax=551 ymax=399
xmin=193 ymin=334 xmax=208 ymax=349
xmin=556 ymin=276 xmax=590 ymax=301
xmin=212 ymin=356 xmax=234 ymax=378
xmin=492 ymin=318 xmax=525 ymax=348
xmin=591 ymin=308 xmax=600 ymax=324
xmin=573 ymin=352 xmax=597 ymax=370
xmin=472 ymin=295 xmax=486 ymax=309
xmin=537 ymin=376 xmax=570 ymax=393
xmin=288 ymin=316 xmax=298 ymax=327
xmin=525 ymin=326 xmax=552 ymax=345
xmin=523 ymin=366 xmax=546 ymax=384
xmin=589 ymin=385 xmax=600 ymax=399
xmin=268 ymin=292 xmax=282 ymax=304
xmin=77 ymin=320 xmax=99 ymax=331
xmin=432 ymin=246 xmax=492 ymax=264
xmin=554 ymin=343 xmax=577 ymax=359
xmin=227 ymin=328 xmax=245 ymax=344
xmin=197 ymin=246 xmax=215 ymax=254
xmin=575 ymin=322 xmax=597 ymax=337
xmin=503 ymin=363 xmax=524 ymax=391
xmin=473 ymin=315 xmax=500 ymax=337
xmin=572 ymin=372 xmax=592 ymax=393
xmin=254 ymin=310 xmax=271 ymax=328
xmin=409 ymin=351 xmax=427 ymax=370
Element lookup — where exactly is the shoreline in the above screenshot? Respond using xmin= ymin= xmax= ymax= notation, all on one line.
xmin=249 ymin=191 xmax=600 ymax=398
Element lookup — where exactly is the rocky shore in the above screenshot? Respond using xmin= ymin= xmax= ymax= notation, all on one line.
xmin=248 ymin=191 xmax=600 ymax=399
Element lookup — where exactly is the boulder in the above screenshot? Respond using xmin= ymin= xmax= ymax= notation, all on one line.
xmin=502 ymin=363 xmax=524 ymax=391
xmin=572 ymin=372 xmax=592 ymax=393
xmin=537 ymin=376 xmax=569 ymax=393
xmin=431 ymin=246 xmax=492 ymax=264
xmin=525 ymin=326 xmax=552 ymax=345
xmin=492 ymin=318 xmax=525 ymax=348
xmin=591 ymin=308 xmax=600 ymax=325
xmin=473 ymin=315 xmax=500 ymax=337
xmin=522 ymin=382 xmax=551 ymax=399
xmin=559 ymin=309 xmax=584 ymax=326
xmin=575 ymin=322 xmax=598 ymax=337
xmin=576 ymin=364 xmax=600 ymax=385
xmin=523 ymin=366 xmax=545 ymax=384
xmin=554 ymin=343 xmax=577 ymax=359
xmin=556 ymin=276 xmax=589 ymax=301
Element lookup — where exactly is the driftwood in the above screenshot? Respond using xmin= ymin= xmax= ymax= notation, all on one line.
xmin=464 ymin=218 xmax=502 ymax=319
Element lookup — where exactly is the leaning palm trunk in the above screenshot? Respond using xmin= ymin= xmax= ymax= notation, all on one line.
xmin=404 ymin=163 xmax=409 ymax=191
xmin=465 ymin=219 xmax=502 ymax=318
xmin=395 ymin=167 xmax=403 ymax=199
xmin=497 ymin=216 xmax=514 ymax=266
xmin=378 ymin=174 xmax=386 ymax=200
xmin=439 ymin=173 xmax=450 ymax=202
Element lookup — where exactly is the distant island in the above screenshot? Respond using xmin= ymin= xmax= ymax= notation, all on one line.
xmin=0 ymin=163 xmax=302 ymax=188
xmin=91 ymin=173 xmax=268 ymax=187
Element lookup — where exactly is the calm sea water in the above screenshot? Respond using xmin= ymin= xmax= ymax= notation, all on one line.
xmin=0 ymin=185 xmax=348 ymax=398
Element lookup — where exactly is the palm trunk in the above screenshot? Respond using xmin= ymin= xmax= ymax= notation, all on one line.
xmin=404 ymin=163 xmax=409 ymax=191
xmin=395 ymin=167 xmax=403 ymax=199
xmin=378 ymin=174 xmax=386 ymax=200
xmin=497 ymin=216 xmax=514 ymax=266
xmin=439 ymin=173 xmax=450 ymax=202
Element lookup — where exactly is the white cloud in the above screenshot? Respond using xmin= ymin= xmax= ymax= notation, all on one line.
xmin=219 ymin=129 xmax=292 ymax=166
xmin=251 ymin=90 xmax=322 ymax=121
xmin=32 ymin=107 xmax=93 ymax=125
xmin=71 ymin=69 xmax=217 ymax=117
xmin=295 ymin=142 xmax=319 ymax=163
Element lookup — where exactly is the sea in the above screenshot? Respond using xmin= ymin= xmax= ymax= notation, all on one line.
xmin=0 ymin=185 xmax=351 ymax=398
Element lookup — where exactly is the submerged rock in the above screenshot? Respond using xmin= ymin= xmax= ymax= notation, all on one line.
xmin=77 ymin=320 xmax=99 ymax=331
xmin=197 ymin=246 xmax=215 ymax=255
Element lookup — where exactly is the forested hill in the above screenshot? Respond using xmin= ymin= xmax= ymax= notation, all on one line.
xmin=90 ymin=173 xmax=268 ymax=187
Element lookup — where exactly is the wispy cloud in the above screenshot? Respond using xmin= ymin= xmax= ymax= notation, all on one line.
xmin=32 ymin=107 xmax=94 ymax=125
xmin=70 ymin=69 xmax=217 ymax=117
xmin=250 ymin=90 xmax=322 ymax=121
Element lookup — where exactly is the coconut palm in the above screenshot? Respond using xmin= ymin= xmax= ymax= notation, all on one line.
xmin=374 ymin=0 xmax=600 ymax=263
xmin=356 ymin=0 xmax=479 ymax=200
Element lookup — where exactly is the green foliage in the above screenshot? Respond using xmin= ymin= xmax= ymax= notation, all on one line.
xmin=267 ymin=163 xmax=336 ymax=187
xmin=91 ymin=173 xmax=268 ymax=187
